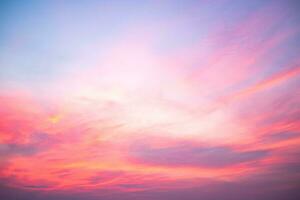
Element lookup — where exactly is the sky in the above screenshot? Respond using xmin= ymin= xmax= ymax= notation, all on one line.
xmin=0 ymin=0 xmax=300 ymax=199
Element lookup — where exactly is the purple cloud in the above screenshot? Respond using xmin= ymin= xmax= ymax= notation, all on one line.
xmin=130 ymin=143 xmax=268 ymax=168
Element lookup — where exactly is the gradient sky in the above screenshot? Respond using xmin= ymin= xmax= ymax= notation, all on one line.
xmin=0 ymin=0 xmax=300 ymax=199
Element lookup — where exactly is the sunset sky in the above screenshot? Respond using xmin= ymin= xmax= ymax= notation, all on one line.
xmin=0 ymin=0 xmax=300 ymax=199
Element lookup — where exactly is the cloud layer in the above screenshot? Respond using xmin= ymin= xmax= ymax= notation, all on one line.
xmin=0 ymin=0 xmax=300 ymax=199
